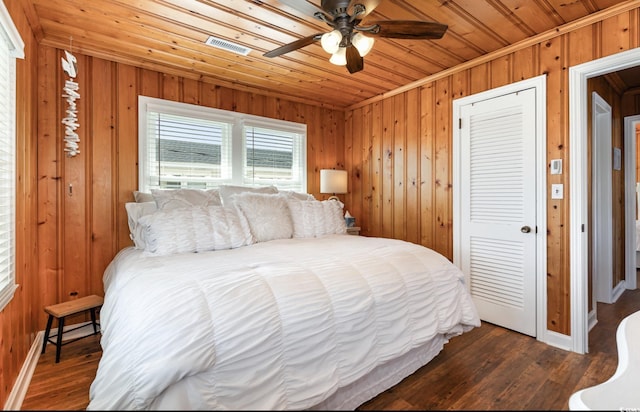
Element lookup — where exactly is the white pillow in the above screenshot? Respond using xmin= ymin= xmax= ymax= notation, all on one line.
xmin=218 ymin=185 xmax=278 ymax=206
xmin=278 ymin=190 xmax=315 ymax=201
xmin=125 ymin=202 xmax=158 ymax=249
xmin=287 ymin=199 xmax=347 ymax=238
xmin=133 ymin=191 xmax=154 ymax=203
xmin=151 ymin=188 xmax=222 ymax=210
xmin=233 ymin=192 xmax=293 ymax=242
xmin=137 ymin=206 xmax=254 ymax=256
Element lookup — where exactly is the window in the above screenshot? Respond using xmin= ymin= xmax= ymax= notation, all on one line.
xmin=0 ymin=2 xmax=24 ymax=312
xmin=139 ymin=96 xmax=307 ymax=193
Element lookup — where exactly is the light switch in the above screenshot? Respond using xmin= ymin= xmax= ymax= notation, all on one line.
xmin=551 ymin=183 xmax=563 ymax=199
xmin=550 ymin=159 xmax=562 ymax=175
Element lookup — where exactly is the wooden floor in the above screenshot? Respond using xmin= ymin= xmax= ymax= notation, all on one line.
xmin=20 ymin=276 xmax=640 ymax=411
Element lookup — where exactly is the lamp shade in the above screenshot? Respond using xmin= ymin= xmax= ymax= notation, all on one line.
xmin=352 ymin=32 xmax=374 ymax=57
xmin=329 ymin=47 xmax=347 ymax=66
xmin=320 ymin=169 xmax=348 ymax=194
xmin=321 ymin=30 xmax=342 ymax=54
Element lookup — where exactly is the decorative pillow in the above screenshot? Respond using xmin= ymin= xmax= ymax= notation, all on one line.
xmin=125 ymin=201 xmax=158 ymax=249
xmin=278 ymin=190 xmax=315 ymax=201
xmin=287 ymin=199 xmax=347 ymax=238
xmin=218 ymin=185 xmax=278 ymax=206
xmin=137 ymin=205 xmax=254 ymax=256
xmin=232 ymin=192 xmax=293 ymax=242
xmin=133 ymin=191 xmax=154 ymax=203
xmin=151 ymin=188 xmax=222 ymax=210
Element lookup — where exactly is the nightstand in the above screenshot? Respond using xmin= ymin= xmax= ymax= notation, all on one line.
xmin=346 ymin=226 xmax=361 ymax=236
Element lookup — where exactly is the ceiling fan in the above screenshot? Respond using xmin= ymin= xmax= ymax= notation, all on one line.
xmin=263 ymin=0 xmax=448 ymax=74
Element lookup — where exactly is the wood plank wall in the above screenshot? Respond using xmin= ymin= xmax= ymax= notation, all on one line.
xmin=1 ymin=2 xmax=640 ymax=407
xmin=3 ymin=9 xmax=343 ymax=404
xmin=33 ymin=52 xmax=345 ymax=332
xmin=343 ymin=6 xmax=640 ymax=336
xmin=0 ymin=0 xmax=38 ymax=405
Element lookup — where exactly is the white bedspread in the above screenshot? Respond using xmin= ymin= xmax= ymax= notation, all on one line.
xmin=88 ymin=235 xmax=480 ymax=410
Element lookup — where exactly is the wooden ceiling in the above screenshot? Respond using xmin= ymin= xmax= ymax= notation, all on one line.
xmin=23 ymin=0 xmax=634 ymax=109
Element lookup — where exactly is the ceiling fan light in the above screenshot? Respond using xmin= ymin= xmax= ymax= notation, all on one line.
xmin=329 ymin=47 xmax=347 ymax=66
xmin=321 ymin=30 xmax=342 ymax=54
xmin=352 ymin=32 xmax=374 ymax=57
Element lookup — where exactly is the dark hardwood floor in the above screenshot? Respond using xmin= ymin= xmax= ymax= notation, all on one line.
xmin=20 ymin=273 xmax=640 ymax=410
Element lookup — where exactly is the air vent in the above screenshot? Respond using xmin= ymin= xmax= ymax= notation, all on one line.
xmin=205 ymin=36 xmax=251 ymax=56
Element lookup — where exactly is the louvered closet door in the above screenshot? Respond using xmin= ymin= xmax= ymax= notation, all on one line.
xmin=460 ymin=88 xmax=537 ymax=337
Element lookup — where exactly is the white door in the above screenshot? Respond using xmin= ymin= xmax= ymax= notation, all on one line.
xmin=459 ymin=88 xmax=537 ymax=337
xmin=592 ymin=92 xmax=613 ymax=305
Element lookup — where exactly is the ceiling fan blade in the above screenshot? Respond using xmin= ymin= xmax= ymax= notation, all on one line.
xmin=347 ymin=0 xmax=380 ymax=19
xmin=365 ymin=20 xmax=448 ymax=39
xmin=345 ymin=45 xmax=364 ymax=74
xmin=263 ymin=34 xmax=322 ymax=58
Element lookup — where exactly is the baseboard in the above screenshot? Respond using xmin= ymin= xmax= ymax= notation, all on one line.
xmin=3 ymin=331 xmax=43 ymax=411
xmin=588 ymin=309 xmax=598 ymax=332
xmin=4 ymin=321 xmax=101 ymax=411
xmin=611 ymin=280 xmax=626 ymax=303
xmin=543 ymin=329 xmax=573 ymax=352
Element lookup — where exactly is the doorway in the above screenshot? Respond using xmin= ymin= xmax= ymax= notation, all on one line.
xmin=569 ymin=47 xmax=640 ymax=354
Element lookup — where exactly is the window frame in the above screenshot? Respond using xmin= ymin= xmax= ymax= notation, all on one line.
xmin=0 ymin=1 xmax=24 ymax=312
xmin=138 ymin=96 xmax=307 ymax=193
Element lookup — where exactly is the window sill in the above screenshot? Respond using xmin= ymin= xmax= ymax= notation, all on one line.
xmin=0 ymin=283 xmax=18 ymax=313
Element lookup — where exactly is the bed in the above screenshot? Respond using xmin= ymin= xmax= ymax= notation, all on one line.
xmin=87 ymin=187 xmax=480 ymax=410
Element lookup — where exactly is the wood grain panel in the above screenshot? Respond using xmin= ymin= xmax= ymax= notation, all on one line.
xmin=3 ymin=3 xmax=640 ymax=408
xmin=381 ymin=98 xmax=394 ymax=239
xmin=62 ymin=51 xmax=89 ymax=302
xmin=405 ymin=88 xmax=419 ymax=245
xmin=349 ymin=107 xmax=363 ymax=227
xmin=419 ymin=84 xmax=435 ymax=248
xmin=393 ymin=93 xmax=406 ymax=240
xmin=512 ymin=46 xmax=537 ymax=82
xmin=115 ymin=65 xmax=138 ymax=252
xmin=600 ymin=12 xmax=631 ymax=56
xmin=344 ymin=109 xmax=354 ymax=211
xmin=32 ymin=48 xmax=345 ymax=339
xmin=360 ymin=105 xmax=373 ymax=237
xmin=568 ymin=25 xmax=595 ymax=67
xmin=369 ymin=101 xmax=383 ymax=237
xmin=344 ymin=5 xmax=640 ymax=336
xmin=540 ymin=34 xmax=569 ymax=329
xmin=469 ymin=63 xmax=490 ymax=95
xmin=434 ymin=78 xmax=452 ymax=259
xmin=89 ymin=58 xmax=117 ymax=298
xmin=490 ymin=55 xmax=512 ymax=89
xmin=1 ymin=0 xmax=39 ymax=406
xmin=25 ymin=0 xmax=637 ymax=109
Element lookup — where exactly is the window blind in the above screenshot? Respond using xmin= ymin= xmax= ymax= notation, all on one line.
xmin=138 ymin=96 xmax=307 ymax=193
xmin=0 ymin=35 xmax=12 ymax=290
xmin=144 ymin=111 xmax=233 ymax=189
xmin=0 ymin=1 xmax=23 ymax=311
xmin=243 ymin=125 xmax=304 ymax=190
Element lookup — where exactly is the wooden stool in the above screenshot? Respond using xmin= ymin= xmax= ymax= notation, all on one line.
xmin=41 ymin=294 xmax=104 ymax=363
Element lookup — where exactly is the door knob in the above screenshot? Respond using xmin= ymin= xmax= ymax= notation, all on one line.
xmin=521 ymin=226 xmax=531 ymax=233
